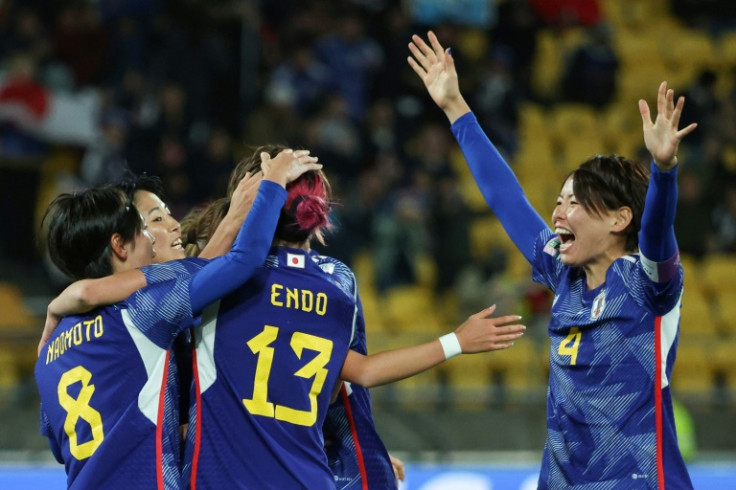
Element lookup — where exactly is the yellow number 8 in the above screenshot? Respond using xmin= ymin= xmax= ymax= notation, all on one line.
xmin=58 ymin=366 xmax=105 ymax=460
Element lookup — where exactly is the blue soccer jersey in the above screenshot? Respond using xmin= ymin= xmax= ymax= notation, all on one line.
xmin=319 ymin=254 xmax=397 ymax=490
xmin=35 ymin=258 xmax=206 ymax=490
xmin=451 ymin=112 xmax=693 ymax=489
xmin=186 ymin=246 xmax=359 ymax=489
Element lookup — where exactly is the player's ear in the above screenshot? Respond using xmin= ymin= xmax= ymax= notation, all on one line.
xmin=611 ymin=206 xmax=632 ymax=233
xmin=110 ymin=233 xmax=128 ymax=260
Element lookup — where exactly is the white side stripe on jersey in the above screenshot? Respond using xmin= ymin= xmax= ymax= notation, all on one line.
xmin=121 ymin=308 xmax=166 ymax=424
xmin=195 ymin=301 xmax=221 ymax=393
xmin=659 ymin=291 xmax=682 ymax=389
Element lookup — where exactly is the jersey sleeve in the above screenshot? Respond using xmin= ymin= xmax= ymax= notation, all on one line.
xmin=638 ymin=162 xmax=679 ymax=283
xmin=530 ymin=227 xmax=566 ymax=293
xmin=451 ymin=112 xmax=549 ymax=262
xmin=123 ymin=275 xmax=197 ymax=347
xmin=139 ymin=257 xmax=208 ymax=285
xmin=188 ymin=179 xmax=288 ymax=313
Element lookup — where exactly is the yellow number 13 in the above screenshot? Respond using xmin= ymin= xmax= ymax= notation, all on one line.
xmin=242 ymin=325 xmax=333 ymax=427
xmin=558 ymin=327 xmax=582 ymax=365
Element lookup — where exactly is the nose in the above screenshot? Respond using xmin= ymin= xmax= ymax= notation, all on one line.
xmin=166 ymin=214 xmax=181 ymax=231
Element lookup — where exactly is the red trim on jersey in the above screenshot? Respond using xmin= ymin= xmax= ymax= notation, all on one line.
xmin=190 ymin=348 xmax=202 ymax=490
xmin=340 ymin=384 xmax=369 ymax=490
xmin=654 ymin=316 xmax=665 ymax=489
xmin=156 ymin=350 xmax=170 ymax=490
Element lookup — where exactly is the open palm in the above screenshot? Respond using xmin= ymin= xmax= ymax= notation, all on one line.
xmin=639 ymin=81 xmax=698 ymax=170
xmin=407 ymin=31 xmax=460 ymax=111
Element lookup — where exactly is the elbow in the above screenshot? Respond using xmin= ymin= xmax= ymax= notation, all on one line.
xmin=70 ymin=280 xmax=100 ymax=310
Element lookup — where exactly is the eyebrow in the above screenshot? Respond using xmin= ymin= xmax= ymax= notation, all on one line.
xmin=146 ymin=206 xmax=161 ymax=216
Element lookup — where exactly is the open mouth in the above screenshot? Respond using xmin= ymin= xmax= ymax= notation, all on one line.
xmin=172 ymin=238 xmax=183 ymax=249
xmin=555 ymin=228 xmax=575 ymax=252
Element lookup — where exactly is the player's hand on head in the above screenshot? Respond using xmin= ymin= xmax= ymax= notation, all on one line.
xmin=262 ymin=149 xmax=322 ymax=187
xmin=639 ymin=81 xmax=698 ymax=171
xmin=455 ymin=305 xmax=525 ymax=353
xmin=227 ymin=171 xmax=263 ymax=222
xmin=407 ymin=30 xmax=460 ymax=110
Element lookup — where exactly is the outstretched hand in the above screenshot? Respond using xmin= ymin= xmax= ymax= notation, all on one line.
xmin=638 ymin=81 xmax=698 ymax=171
xmin=262 ymin=149 xmax=321 ymax=187
xmin=454 ymin=305 xmax=525 ymax=353
xmin=407 ymin=31 xmax=470 ymax=123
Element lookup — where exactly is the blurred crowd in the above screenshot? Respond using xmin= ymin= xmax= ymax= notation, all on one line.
xmin=1 ymin=0 xmax=736 ymax=316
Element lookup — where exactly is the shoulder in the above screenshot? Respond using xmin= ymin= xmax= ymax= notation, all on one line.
xmin=312 ymin=254 xmax=358 ymax=298
xmin=141 ymin=257 xmax=209 ymax=284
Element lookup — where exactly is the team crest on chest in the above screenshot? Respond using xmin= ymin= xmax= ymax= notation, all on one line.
xmin=590 ymin=289 xmax=606 ymax=320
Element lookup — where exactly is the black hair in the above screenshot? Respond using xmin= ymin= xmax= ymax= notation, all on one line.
xmin=114 ymin=172 xmax=165 ymax=204
xmin=42 ymin=186 xmax=143 ymax=280
xmin=568 ymin=154 xmax=649 ymax=252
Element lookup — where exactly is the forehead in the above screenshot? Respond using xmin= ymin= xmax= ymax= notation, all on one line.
xmin=134 ymin=190 xmax=166 ymax=212
xmin=559 ymin=176 xmax=574 ymax=196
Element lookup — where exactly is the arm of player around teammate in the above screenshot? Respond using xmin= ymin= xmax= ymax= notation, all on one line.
xmin=197 ymin=150 xmax=315 ymax=259
xmin=198 ymin=170 xmax=263 ymax=259
xmin=638 ymin=82 xmax=697 ymax=269
xmin=38 ymin=269 xmax=148 ymax=355
xmin=408 ymin=31 xmax=547 ymax=262
xmin=339 ymin=305 xmax=524 ymax=388
xmin=186 ymin=150 xmax=321 ymax=313
xmin=37 ymin=150 xmax=321 ymax=352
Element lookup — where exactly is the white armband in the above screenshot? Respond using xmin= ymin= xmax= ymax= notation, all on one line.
xmin=438 ymin=332 xmax=462 ymax=360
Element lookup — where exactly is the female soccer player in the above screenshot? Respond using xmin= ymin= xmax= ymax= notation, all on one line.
xmin=182 ymin=163 xmax=526 ymax=489
xmin=35 ymin=149 xmax=320 ymax=489
xmin=408 ymin=31 xmax=696 ymax=489
xmin=182 ymin=145 xmax=405 ymax=489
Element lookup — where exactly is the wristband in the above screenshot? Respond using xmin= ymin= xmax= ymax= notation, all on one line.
xmin=439 ymin=332 xmax=462 ymax=360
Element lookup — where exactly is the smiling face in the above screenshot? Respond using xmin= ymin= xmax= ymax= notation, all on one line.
xmin=133 ymin=190 xmax=185 ymax=263
xmin=552 ymin=176 xmax=624 ymax=274
xmin=125 ymin=224 xmax=157 ymax=270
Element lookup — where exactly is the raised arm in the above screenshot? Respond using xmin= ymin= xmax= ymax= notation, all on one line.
xmin=638 ymin=82 xmax=697 ymax=267
xmin=186 ymin=150 xmax=321 ymax=312
xmin=198 ymin=170 xmax=263 ymax=259
xmin=198 ymin=150 xmax=315 ymax=259
xmin=339 ymin=305 xmax=525 ymax=388
xmin=408 ymin=31 xmax=547 ymax=262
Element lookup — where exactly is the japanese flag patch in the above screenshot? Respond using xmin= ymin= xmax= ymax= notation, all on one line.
xmin=287 ymin=252 xmax=305 ymax=268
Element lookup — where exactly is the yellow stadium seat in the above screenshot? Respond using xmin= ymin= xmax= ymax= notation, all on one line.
xmin=671 ymin=342 xmax=713 ymax=400
xmin=379 ymin=285 xmax=442 ymax=333
xmin=701 ymin=254 xmax=736 ymax=296
xmin=679 ymin=288 xmax=718 ymax=339
xmin=445 ymin=339 xmax=544 ymax=408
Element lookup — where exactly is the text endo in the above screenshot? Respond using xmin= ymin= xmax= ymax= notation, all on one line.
xmin=45 ymin=316 xmax=104 ymax=364
xmin=270 ymin=283 xmax=328 ymax=316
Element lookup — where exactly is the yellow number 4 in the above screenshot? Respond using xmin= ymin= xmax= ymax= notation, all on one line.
xmin=558 ymin=327 xmax=582 ymax=365
xmin=242 ymin=326 xmax=333 ymax=427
